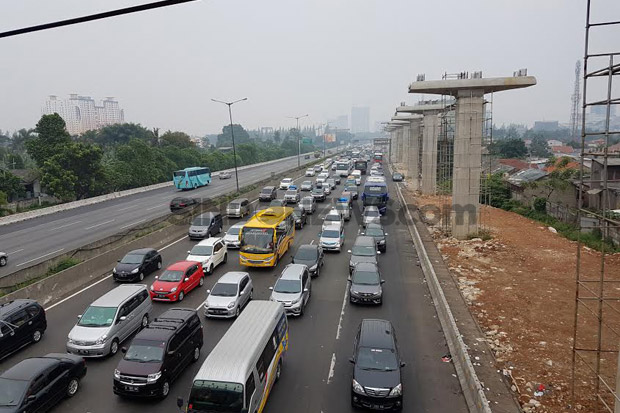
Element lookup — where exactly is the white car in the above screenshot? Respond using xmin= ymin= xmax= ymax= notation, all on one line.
xmin=0 ymin=252 xmax=6 ymax=267
xmin=186 ymin=237 xmax=228 ymax=275
xmin=362 ymin=206 xmax=381 ymax=228
xmin=352 ymin=170 xmax=362 ymax=186
xmin=322 ymin=209 xmax=344 ymax=229
xmin=280 ymin=178 xmax=294 ymax=190
xmin=223 ymin=222 xmax=245 ymax=249
xmin=204 ymin=271 xmax=253 ymax=318
xmin=305 ymin=168 xmax=315 ymax=177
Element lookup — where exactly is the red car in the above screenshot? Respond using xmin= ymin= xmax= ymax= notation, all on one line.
xmin=150 ymin=261 xmax=204 ymax=302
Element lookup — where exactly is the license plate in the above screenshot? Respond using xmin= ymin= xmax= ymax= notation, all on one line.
xmin=157 ymin=294 xmax=167 ymax=299
xmin=125 ymin=385 xmax=139 ymax=392
xmin=371 ymin=405 xmax=383 ymax=409
xmin=78 ymin=350 xmax=89 ymax=355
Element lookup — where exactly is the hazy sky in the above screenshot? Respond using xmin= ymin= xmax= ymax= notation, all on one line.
xmin=1 ymin=0 xmax=618 ymax=136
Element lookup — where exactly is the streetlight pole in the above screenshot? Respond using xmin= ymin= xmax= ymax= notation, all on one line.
xmin=211 ymin=97 xmax=247 ymax=193
xmin=287 ymin=114 xmax=308 ymax=167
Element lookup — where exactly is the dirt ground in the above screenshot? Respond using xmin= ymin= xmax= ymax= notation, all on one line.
xmin=404 ymin=189 xmax=620 ymax=413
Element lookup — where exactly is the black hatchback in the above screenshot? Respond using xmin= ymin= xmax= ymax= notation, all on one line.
xmin=169 ymin=197 xmax=199 ymax=213
xmin=0 ymin=299 xmax=47 ymax=361
xmin=292 ymin=244 xmax=324 ymax=277
xmin=350 ymin=319 xmax=404 ymax=411
xmin=113 ymin=248 xmax=162 ymax=282
xmin=0 ymin=353 xmax=87 ymax=412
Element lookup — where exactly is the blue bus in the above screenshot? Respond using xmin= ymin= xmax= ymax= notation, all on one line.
xmin=173 ymin=167 xmax=211 ymax=190
xmin=362 ymin=181 xmax=389 ymax=214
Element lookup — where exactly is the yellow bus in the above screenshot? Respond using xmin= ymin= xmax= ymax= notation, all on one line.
xmin=239 ymin=207 xmax=295 ymax=267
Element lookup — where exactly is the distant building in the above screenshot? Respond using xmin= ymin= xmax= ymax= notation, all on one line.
xmin=533 ymin=121 xmax=559 ymax=131
xmin=328 ymin=115 xmax=349 ymax=130
xmin=546 ymin=139 xmax=563 ymax=147
xmin=351 ymin=106 xmax=370 ymax=133
xmin=551 ymin=145 xmax=575 ymax=155
xmin=43 ymin=94 xmax=125 ymax=135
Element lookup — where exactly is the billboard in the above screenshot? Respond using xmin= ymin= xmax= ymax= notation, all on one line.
xmin=324 ymin=133 xmax=336 ymax=143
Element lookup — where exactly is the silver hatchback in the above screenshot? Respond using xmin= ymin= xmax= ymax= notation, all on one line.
xmin=269 ymin=264 xmax=311 ymax=316
xmin=204 ymin=272 xmax=253 ymax=318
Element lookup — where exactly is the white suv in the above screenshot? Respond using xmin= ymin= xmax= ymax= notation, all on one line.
xmin=186 ymin=237 xmax=228 ymax=275
xmin=280 ymin=178 xmax=294 ymax=190
xmin=305 ymin=168 xmax=315 ymax=177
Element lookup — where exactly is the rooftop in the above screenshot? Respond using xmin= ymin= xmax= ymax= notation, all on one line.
xmin=507 ymin=168 xmax=548 ymax=186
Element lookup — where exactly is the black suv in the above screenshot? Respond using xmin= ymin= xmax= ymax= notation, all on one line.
xmin=292 ymin=206 xmax=307 ymax=229
xmin=0 ymin=299 xmax=47 ymax=360
xmin=113 ymin=308 xmax=203 ymax=399
xmin=113 ymin=248 xmax=162 ymax=282
xmin=350 ymin=319 xmax=404 ymax=411
xmin=259 ymin=186 xmax=278 ymax=201
xmin=0 ymin=353 xmax=87 ymax=412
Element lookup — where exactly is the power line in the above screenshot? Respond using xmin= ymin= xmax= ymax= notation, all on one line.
xmin=0 ymin=0 xmax=200 ymax=39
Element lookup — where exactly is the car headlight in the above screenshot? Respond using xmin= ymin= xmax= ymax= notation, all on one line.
xmin=291 ymin=296 xmax=301 ymax=305
xmin=147 ymin=372 xmax=162 ymax=383
xmin=227 ymin=302 xmax=235 ymax=309
xmin=95 ymin=335 xmax=107 ymax=345
xmin=114 ymin=369 xmax=121 ymax=380
xmin=150 ymin=285 xmax=154 ymax=291
xmin=379 ymin=239 xmax=386 ymax=244
xmin=112 ymin=268 xmax=117 ymax=274
xmin=171 ymin=287 xmax=178 ymax=293
xmin=389 ymin=383 xmax=402 ymax=397
xmin=352 ymin=379 xmax=365 ymax=394
xmin=67 ymin=336 xmax=75 ymax=344
xmin=310 ymin=264 xmax=317 ymax=271
xmin=132 ymin=267 xmax=140 ymax=274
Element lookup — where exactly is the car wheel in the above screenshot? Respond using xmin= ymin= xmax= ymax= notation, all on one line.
xmin=249 ymin=289 xmax=253 ymax=300
xmin=275 ymin=360 xmax=282 ymax=382
xmin=0 ymin=257 xmax=6 ymax=266
xmin=161 ymin=381 xmax=170 ymax=399
xmin=32 ymin=329 xmax=42 ymax=343
xmin=110 ymin=339 xmax=120 ymax=356
xmin=178 ymin=291 xmax=185 ymax=302
xmin=157 ymin=260 xmax=162 ymax=270
xmin=192 ymin=346 xmax=200 ymax=363
xmin=66 ymin=378 xmax=80 ymax=397
xmin=223 ymin=253 xmax=228 ymax=264
xmin=141 ymin=314 xmax=149 ymax=329
xmin=316 ymin=266 xmax=320 ymax=277
xmin=138 ymin=272 xmax=144 ymax=281
xmin=199 ymin=276 xmax=204 ymax=287
xmin=208 ymin=264 xmax=213 ymax=275
xmin=235 ymin=307 xmax=240 ymax=318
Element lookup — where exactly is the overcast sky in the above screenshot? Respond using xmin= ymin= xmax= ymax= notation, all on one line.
xmin=0 ymin=0 xmax=618 ymax=136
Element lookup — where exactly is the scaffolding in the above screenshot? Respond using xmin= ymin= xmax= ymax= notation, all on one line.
xmin=437 ymin=72 xmax=458 ymax=233
xmin=480 ymin=94 xmax=494 ymax=233
xmin=571 ymin=1 xmax=620 ymax=412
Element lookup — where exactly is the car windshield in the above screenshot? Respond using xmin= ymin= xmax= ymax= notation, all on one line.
xmin=364 ymin=210 xmax=380 ymax=218
xmin=158 ymin=270 xmax=184 ymax=282
xmin=312 ymin=189 xmax=323 ymax=194
xmin=124 ymin=340 xmax=165 ymax=363
xmin=261 ymin=188 xmax=272 ymax=194
xmin=301 ymin=198 xmax=312 ymax=204
xmin=211 ymin=282 xmax=238 ymax=297
xmin=285 ymin=190 xmax=297 ymax=196
xmin=295 ymin=248 xmax=317 ymax=261
xmin=352 ymin=244 xmax=376 ymax=256
xmin=302 ymin=181 xmax=311 ymax=185
xmin=270 ymin=200 xmax=284 ymax=206
xmin=325 ymin=214 xmax=340 ymax=221
xmin=120 ymin=253 xmax=144 ymax=264
xmin=0 ymin=378 xmax=27 ymax=407
xmin=282 ymin=179 xmax=292 ymax=183
xmin=356 ymin=347 xmax=399 ymax=371
xmin=227 ymin=226 xmax=241 ymax=236
xmin=192 ymin=217 xmax=212 ymax=226
xmin=322 ymin=230 xmax=340 ymax=239
xmin=228 ymin=203 xmax=239 ymax=208
xmin=190 ymin=245 xmax=213 ymax=256
xmin=352 ymin=270 xmax=380 ymax=285
xmin=240 ymin=228 xmax=274 ymax=254
xmin=365 ymin=228 xmax=383 ymax=237
xmin=78 ymin=306 xmax=117 ymax=327
xmin=188 ymin=380 xmax=243 ymax=413
xmin=274 ymin=279 xmax=302 ymax=294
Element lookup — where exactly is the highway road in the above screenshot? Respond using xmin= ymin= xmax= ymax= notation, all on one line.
xmin=0 ymin=153 xmax=322 ymax=278
xmin=0 ymin=173 xmax=468 ymax=413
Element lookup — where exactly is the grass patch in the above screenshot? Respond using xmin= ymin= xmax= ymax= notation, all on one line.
xmin=45 ymin=257 xmax=82 ymax=276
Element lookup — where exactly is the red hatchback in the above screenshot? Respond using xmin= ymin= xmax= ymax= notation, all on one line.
xmin=150 ymin=261 xmax=204 ymax=302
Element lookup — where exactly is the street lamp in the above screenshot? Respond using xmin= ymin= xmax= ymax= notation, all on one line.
xmin=287 ymin=114 xmax=308 ymax=167
xmin=211 ymin=97 xmax=247 ymax=193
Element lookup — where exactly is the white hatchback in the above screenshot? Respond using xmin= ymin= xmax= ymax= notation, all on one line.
xmin=305 ymin=168 xmax=315 ymax=177
xmin=186 ymin=237 xmax=228 ymax=275
xmin=280 ymin=178 xmax=294 ymax=190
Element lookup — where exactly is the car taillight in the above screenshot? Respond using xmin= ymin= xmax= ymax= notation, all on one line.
xmin=179 ymin=203 xmax=186 ymax=207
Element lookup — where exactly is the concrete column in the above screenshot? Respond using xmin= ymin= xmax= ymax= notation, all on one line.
xmin=401 ymin=123 xmax=410 ymax=168
xmin=407 ymin=119 xmax=421 ymax=190
xmin=451 ymin=90 xmax=484 ymax=239
xmin=421 ymin=113 xmax=440 ymax=194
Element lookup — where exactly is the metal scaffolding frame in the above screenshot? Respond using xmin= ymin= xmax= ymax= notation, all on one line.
xmin=437 ymin=72 xmax=458 ymax=233
xmin=480 ymin=94 xmax=494 ymax=233
xmin=571 ymin=1 xmax=620 ymax=412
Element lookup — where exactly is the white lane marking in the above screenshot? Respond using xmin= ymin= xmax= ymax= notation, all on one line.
xmin=46 ymin=235 xmax=189 ymax=311
xmin=310 ymin=239 xmax=315 ymax=245
xmin=146 ymin=203 xmax=167 ymax=211
xmin=84 ymin=219 xmax=115 ymax=230
xmin=117 ymin=204 xmax=139 ymax=212
xmin=16 ymin=248 xmax=65 ymax=267
xmin=120 ymin=219 xmax=145 ymax=229
xmin=195 ymin=300 xmax=206 ymax=311
xmin=327 ymin=353 xmax=337 ymax=384
xmin=7 ymin=248 xmax=24 ymax=254
xmin=336 ymin=283 xmax=349 ymax=340
xmin=49 ymin=221 xmax=82 ymax=231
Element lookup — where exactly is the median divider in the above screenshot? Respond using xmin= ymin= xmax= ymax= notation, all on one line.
xmin=0 ymin=155 xmax=335 ymax=307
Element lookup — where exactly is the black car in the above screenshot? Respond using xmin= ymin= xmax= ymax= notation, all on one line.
xmin=259 ymin=186 xmax=278 ymax=201
xmin=169 ymin=197 xmax=199 ymax=213
xmin=292 ymin=244 xmax=324 ymax=277
xmin=113 ymin=248 xmax=162 ymax=282
xmin=392 ymin=172 xmax=404 ymax=182
xmin=114 ymin=308 xmax=203 ymax=399
xmin=311 ymin=187 xmax=326 ymax=202
xmin=362 ymin=223 xmax=387 ymax=253
xmin=0 ymin=251 xmax=7 ymax=267
xmin=334 ymin=176 xmax=342 ymax=185
xmin=348 ymin=262 xmax=384 ymax=305
xmin=0 ymin=353 xmax=87 ymax=412
xmin=304 ymin=154 xmax=311 ymax=159
xmin=292 ymin=206 xmax=307 ymax=229
xmin=0 ymin=300 xmax=47 ymax=360
xmin=350 ymin=319 xmax=404 ymax=411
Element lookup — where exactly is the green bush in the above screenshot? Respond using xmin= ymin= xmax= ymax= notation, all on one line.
xmin=533 ymin=197 xmax=547 ymax=213
xmin=45 ymin=257 xmax=81 ymax=276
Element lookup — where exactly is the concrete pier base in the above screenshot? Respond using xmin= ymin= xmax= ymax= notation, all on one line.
xmin=407 ymin=119 xmax=422 ymax=191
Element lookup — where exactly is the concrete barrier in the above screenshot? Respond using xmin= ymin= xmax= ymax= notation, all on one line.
xmin=391 ymin=167 xmax=493 ymax=413
xmin=0 ymin=151 xmax=320 ymax=227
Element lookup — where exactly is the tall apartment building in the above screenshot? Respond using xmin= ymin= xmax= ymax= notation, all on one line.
xmin=44 ymin=95 xmax=125 ymax=135
xmin=351 ymin=106 xmax=370 ymax=133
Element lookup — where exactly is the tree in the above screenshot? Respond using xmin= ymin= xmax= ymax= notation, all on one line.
xmin=11 ymin=128 xmax=36 ymax=152
xmin=0 ymin=170 xmax=25 ymax=201
xmin=490 ymin=138 xmax=528 ymax=159
xmin=529 ymin=135 xmax=552 ymax=157
xmin=480 ymin=173 xmax=511 ymax=208
xmin=273 ymin=130 xmax=282 ymax=144
xmin=90 ymin=123 xmax=154 ymax=147
xmin=26 ymin=114 xmax=72 ymax=167
xmin=160 ymin=131 xmax=195 ymax=148
xmin=217 ymin=124 xmax=250 ymax=147
xmin=525 ymin=161 xmax=577 ymax=202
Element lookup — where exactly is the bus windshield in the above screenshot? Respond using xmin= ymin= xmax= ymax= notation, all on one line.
xmin=188 ymin=380 xmax=244 ymax=413
xmin=240 ymin=228 xmax=274 ymax=254
xmin=173 ymin=171 xmax=186 ymax=178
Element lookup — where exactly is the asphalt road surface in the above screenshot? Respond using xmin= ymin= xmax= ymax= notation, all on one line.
xmin=0 ymin=173 xmax=468 ymax=413
xmin=0 ymin=153 xmax=321 ymax=277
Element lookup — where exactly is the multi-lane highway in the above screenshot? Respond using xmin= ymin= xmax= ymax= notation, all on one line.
xmin=0 ymin=154 xmax=321 ymax=277
xmin=0 ymin=171 xmax=468 ymax=413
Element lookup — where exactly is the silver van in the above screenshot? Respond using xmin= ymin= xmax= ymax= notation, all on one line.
xmin=269 ymin=264 xmax=311 ymax=316
xmin=67 ymin=284 xmax=152 ymax=357
xmin=226 ymin=198 xmax=250 ymax=218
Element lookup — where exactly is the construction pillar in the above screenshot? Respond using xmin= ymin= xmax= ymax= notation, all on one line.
xmin=407 ymin=119 xmax=422 ymax=191
xmin=421 ymin=113 xmax=440 ymax=194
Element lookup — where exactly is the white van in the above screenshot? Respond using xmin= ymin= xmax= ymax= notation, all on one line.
xmin=351 ymin=170 xmax=362 ymax=186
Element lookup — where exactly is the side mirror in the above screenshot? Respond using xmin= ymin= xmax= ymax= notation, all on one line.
xmin=187 ymin=250 xmax=191 ymax=254
xmin=240 ymin=291 xmax=244 ymax=295
xmin=269 ymin=286 xmax=274 ymax=290
xmin=121 ymin=347 xmax=128 ymax=354
xmin=77 ymin=314 xmax=82 ymax=319
xmin=27 ymin=395 xmax=37 ymax=402
xmin=377 ymin=251 xmax=382 ymax=255
xmin=117 ymin=260 xmax=120 ymax=262
xmin=184 ymin=277 xmax=190 ymax=282
xmin=155 ymin=276 xmax=159 ymax=279
xmin=347 ymin=277 xmax=352 ymax=282
xmin=381 ymin=280 xmax=386 ymax=284
xmin=304 ymin=288 xmax=309 ymax=293
xmin=349 ymin=357 xmax=355 ymax=364
xmin=401 ymin=361 xmax=406 ymax=367
xmin=177 ymin=397 xmax=184 ymax=408
xmin=206 ymin=289 xmax=211 ymax=294
xmin=119 ymin=316 xmax=127 ymax=322
xmin=347 ymin=250 xmax=352 ymax=253
xmin=385 ymin=233 xmax=388 ymax=236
